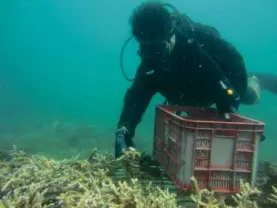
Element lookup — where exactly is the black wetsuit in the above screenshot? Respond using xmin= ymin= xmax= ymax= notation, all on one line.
xmin=117 ymin=16 xmax=255 ymax=139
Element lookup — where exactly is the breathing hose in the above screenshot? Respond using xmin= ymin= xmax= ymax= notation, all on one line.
xmin=120 ymin=36 xmax=135 ymax=82
xmin=119 ymin=3 xmax=185 ymax=83
xmin=119 ymin=3 xmax=240 ymax=113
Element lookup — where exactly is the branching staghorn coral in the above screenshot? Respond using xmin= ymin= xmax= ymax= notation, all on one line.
xmin=268 ymin=186 xmax=277 ymax=204
xmin=231 ymin=179 xmax=261 ymax=208
xmin=0 ymin=146 xmax=277 ymax=208
xmin=0 ymin=147 xmax=176 ymax=208
xmin=189 ymin=176 xmax=277 ymax=208
xmin=190 ymin=176 xmax=224 ymax=208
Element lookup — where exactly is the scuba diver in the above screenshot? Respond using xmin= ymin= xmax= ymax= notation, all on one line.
xmin=115 ymin=2 xmax=277 ymax=158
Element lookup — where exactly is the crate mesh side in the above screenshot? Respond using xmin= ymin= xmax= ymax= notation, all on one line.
xmin=177 ymin=129 xmax=194 ymax=187
xmin=153 ymin=106 xmax=263 ymax=193
xmin=211 ymin=171 xmax=232 ymax=189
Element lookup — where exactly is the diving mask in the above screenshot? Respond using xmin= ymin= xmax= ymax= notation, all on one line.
xmin=137 ymin=29 xmax=175 ymax=61
xmin=137 ymin=41 xmax=171 ymax=60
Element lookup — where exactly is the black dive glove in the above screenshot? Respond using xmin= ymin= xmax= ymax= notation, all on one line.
xmin=114 ymin=127 xmax=135 ymax=158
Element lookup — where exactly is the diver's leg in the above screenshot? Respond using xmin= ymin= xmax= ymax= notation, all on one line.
xmin=252 ymin=72 xmax=277 ymax=95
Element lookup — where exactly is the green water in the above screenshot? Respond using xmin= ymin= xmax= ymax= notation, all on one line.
xmin=0 ymin=0 xmax=276 ymax=161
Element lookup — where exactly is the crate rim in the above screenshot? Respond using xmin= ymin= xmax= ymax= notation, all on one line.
xmin=156 ymin=105 xmax=265 ymax=127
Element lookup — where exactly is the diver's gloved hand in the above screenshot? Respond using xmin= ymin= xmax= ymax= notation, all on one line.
xmin=261 ymin=133 xmax=266 ymax=142
xmin=217 ymin=105 xmax=238 ymax=120
xmin=223 ymin=106 xmax=237 ymax=120
xmin=114 ymin=126 xmax=135 ymax=158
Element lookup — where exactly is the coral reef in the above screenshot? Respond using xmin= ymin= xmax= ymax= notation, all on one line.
xmin=254 ymin=161 xmax=277 ymax=207
xmin=190 ymin=176 xmax=277 ymax=208
xmin=0 ymin=147 xmax=176 ymax=208
xmin=268 ymin=186 xmax=277 ymax=204
xmin=0 ymin=146 xmax=277 ymax=208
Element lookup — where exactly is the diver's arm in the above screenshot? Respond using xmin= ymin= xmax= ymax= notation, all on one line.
xmin=202 ymin=36 xmax=248 ymax=112
xmin=117 ymin=62 xmax=157 ymax=139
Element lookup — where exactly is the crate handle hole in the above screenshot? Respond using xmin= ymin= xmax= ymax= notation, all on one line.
xmin=175 ymin=111 xmax=189 ymax=117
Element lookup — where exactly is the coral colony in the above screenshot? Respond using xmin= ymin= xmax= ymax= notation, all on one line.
xmin=0 ymin=146 xmax=276 ymax=208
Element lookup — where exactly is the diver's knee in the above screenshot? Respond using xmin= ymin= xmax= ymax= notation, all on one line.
xmin=245 ymin=75 xmax=261 ymax=104
xmin=242 ymin=86 xmax=260 ymax=105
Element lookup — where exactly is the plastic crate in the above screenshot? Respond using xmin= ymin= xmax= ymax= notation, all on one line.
xmin=153 ymin=105 xmax=265 ymax=193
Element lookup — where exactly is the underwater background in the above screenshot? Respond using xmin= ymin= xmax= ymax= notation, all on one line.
xmin=0 ymin=0 xmax=276 ymax=162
